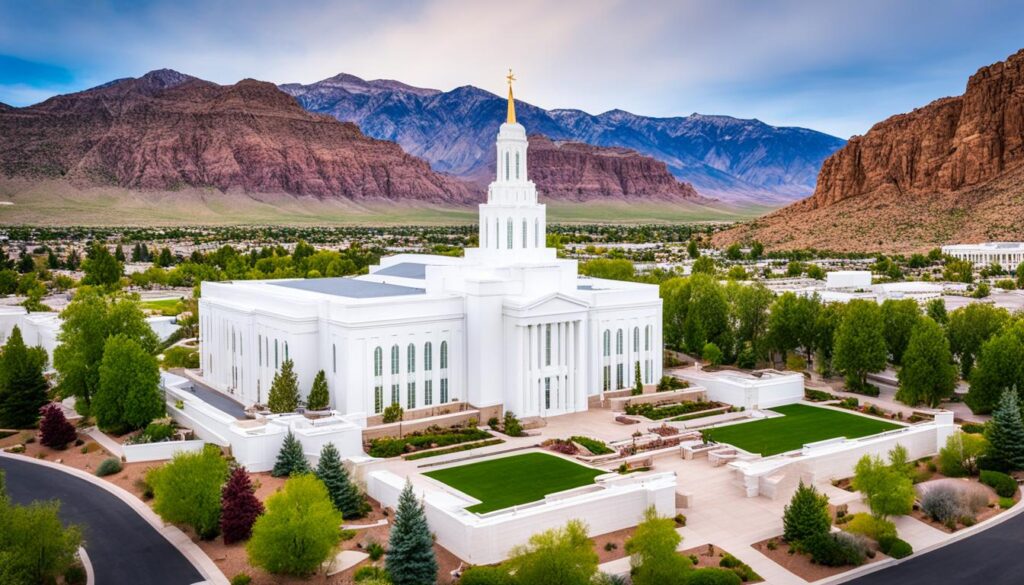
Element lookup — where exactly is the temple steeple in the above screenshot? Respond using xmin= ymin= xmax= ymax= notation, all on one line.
xmin=506 ymin=69 xmax=517 ymax=124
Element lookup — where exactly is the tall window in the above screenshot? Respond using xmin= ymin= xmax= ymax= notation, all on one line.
xmin=535 ymin=219 xmax=540 ymax=247
xmin=440 ymin=378 xmax=449 ymax=403
xmin=522 ymin=219 xmax=527 ymax=248
xmin=634 ymin=327 xmax=640 ymax=352
xmin=616 ymin=329 xmax=623 ymax=355
xmin=407 ymin=381 xmax=416 ymax=409
xmin=645 ymin=325 xmax=651 ymax=351
xmin=495 ymin=218 xmax=500 ymax=249
xmin=374 ymin=346 xmax=383 ymax=377
xmin=258 ymin=334 xmax=262 ymax=366
xmin=440 ymin=341 xmax=448 ymax=369
xmin=603 ymin=365 xmax=611 ymax=391
xmin=425 ymin=380 xmax=433 ymax=406
xmin=391 ymin=345 xmax=399 ymax=375
xmin=332 ymin=343 xmax=337 ymax=373
xmin=505 ymin=151 xmax=510 ymax=180
xmin=544 ymin=377 xmax=551 ymax=409
xmin=391 ymin=383 xmax=400 ymax=405
xmin=407 ymin=343 xmax=415 ymax=373
xmin=603 ymin=330 xmax=610 ymax=357
xmin=440 ymin=341 xmax=449 ymax=403
xmin=515 ymin=151 xmax=520 ymax=179
xmin=617 ymin=363 xmax=624 ymax=389
xmin=545 ymin=324 xmax=552 ymax=366
xmin=274 ymin=340 xmax=279 ymax=368
xmin=507 ymin=218 xmax=513 ymax=249
xmin=424 ymin=342 xmax=433 ymax=371
xmin=284 ymin=342 xmax=289 ymax=361
xmin=374 ymin=385 xmax=383 ymax=413
xmin=484 ymin=222 xmax=488 ymax=248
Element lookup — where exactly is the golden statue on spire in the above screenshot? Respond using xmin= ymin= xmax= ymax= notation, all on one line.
xmin=506 ymin=68 xmax=516 ymax=124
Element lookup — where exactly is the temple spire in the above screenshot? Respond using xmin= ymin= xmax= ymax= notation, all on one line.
xmin=506 ymin=68 xmax=516 ymax=124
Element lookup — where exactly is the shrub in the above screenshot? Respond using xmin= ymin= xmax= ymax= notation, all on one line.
xmin=502 ymin=411 xmax=524 ymax=437
xmin=842 ymin=513 xmax=896 ymax=542
xmin=38 ymin=403 xmax=77 ymax=450
xmin=783 ymin=481 xmax=831 ymax=544
xmin=785 ymin=354 xmax=807 ymax=372
xmin=684 ymin=567 xmax=743 ymax=584
xmin=999 ymin=496 xmax=1016 ymax=509
xmin=624 ymin=401 xmax=722 ymax=420
xmin=63 ymin=564 xmax=87 ymax=585
xmin=920 ymin=484 xmax=985 ymax=525
xmin=804 ymin=389 xmax=836 ymax=402
xmin=938 ymin=432 xmax=988 ymax=477
xmin=148 ymin=445 xmax=229 ymax=540
xmin=366 ymin=540 xmax=385 ymax=561
xmin=0 ymin=482 xmax=84 ymax=585
xmin=458 ymin=565 xmax=515 ymax=585
xmin=719 ymin=553 xmax=742 ymax=568
xmin=382 ymin=403 xmax=404 ymax=424
xmin=656 ymin=376 xmax=688 ymax=392
xmin=162 ymin=346 xmax=200 ymax=368
xmin=980 ymin=469 xmax=1018 ymax=498
xmin=403 ymin=438 xmax=504 ymax=460
xmin=353 ymin=566 xmax=389 ymax=583
xmin=886 ymin=539 xmax=913 ymax=559
xmin=542 ymin=437 xmax=579 ymax=455
xmin=803 ymin=532 xmax=865 ymax=567
xmin=368 ymin=427 xmax=492 ymax=458
xmin=702 ymin=342 xmax=723 ymax=366
xmin=230 ymin=574 xmax=252 ymax=585
xmin=139 ymin=422 xmax=175 ymax=443
xmin=570 ymin=436 xmax=613 ymax=455
xmin=961 ymin=422 xmax=987 ymax=434
xmin=95 ymin=457 xmax=122 ymax=477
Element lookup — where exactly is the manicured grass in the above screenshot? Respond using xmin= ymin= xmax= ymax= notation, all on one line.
xmin=701 ymin=404 xmax=902 ymax=456
xmin=423 ymin=452 xmax=604 ymax=513
xmin=139 ymin=298 xmax=183 ymax=315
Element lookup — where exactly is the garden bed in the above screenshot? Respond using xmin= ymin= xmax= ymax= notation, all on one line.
xmin=624 ymin=400 xmax=726 ymax=420
xmin=366 ymin=426 xmax=493 ymax=458
xmin=751 ymin=536 xmax=887 ymax=582
xmin=681 ymin=544 xmax=763 ymax=583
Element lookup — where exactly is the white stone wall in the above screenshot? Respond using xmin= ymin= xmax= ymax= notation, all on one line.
xmin=678 ymin=370 xmax=804 ymax=410
xmin=123 ymin=439 xmax=207 ymax=463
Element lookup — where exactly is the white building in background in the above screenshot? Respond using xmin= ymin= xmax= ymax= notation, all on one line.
xmin=942 ymin=242 xmax=1024 ymax=267
xmin=198 ymin=79 xmax=663 ymax=419
xmin=825 ymin=270 xmax=872 ymax=290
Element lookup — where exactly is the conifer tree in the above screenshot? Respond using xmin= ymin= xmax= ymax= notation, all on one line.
xmin=272 ymin=431 xmax=310 ymax=477
xmin=633 ymin=362 xmax=643 ymax=395
xmin=38 ymin=403 xmax=77 ymax=450
xmin=114 ymin=244 xmax=126 ymax=263
xmin=386 ymin=480 xmax=438 ymax=585
xmin=316 ymin=442 xmax=367 ymax=518
xmin=782 ymin=481 xmax=831 ymax=543
xmin=268 ymin=359 xmax=299 ymax=414
xmin=0 ymin=325 xmax=50 ymax=428
xmin=985 ymin=389 xmax=1024 ymax=471
xmin=221 ymin=466 xmax=265 ymax=544
xmin=306 ymin=370 xmax=330 ymax=411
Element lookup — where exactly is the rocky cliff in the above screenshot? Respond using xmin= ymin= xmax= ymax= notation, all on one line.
xmin=0 ymin=70 xmax=474 ymax=203
xmin=525 ymin=135 xmax=705 ymax=202
xmin=715 ymin=49 xmax=1024 ymax=252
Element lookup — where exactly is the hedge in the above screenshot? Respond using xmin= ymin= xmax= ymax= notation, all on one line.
xmin=625 ymin=401 xmax=724 ymax=420
xmin=980 ymin=470 xmax=1018 ymax=498
xmin=368 ymin=427 xmax=492 ymax=458
xmin=569 ymin=436 xmax=613 ymax=455
xmin=403 ymin=439 xmax=504 ymax=460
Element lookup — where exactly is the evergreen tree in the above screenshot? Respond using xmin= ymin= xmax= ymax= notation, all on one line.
xmin=782 ymin=481 xmax=830 ymax=543
xmin=0 ymin=326 xmax=50 ymax=428
xmin=633 ymin=361 xmax=643 ymax=395
xmin=220 ymin=466 xmax=264 ymax=544
xmin=114 ymin=244 xmax=126 ymax=263
xmin=157 ymin=247 xmax=174 ymax=268
xmin=386 ymin=480 xmax=438 ymax=585
xmin=268 ymin=359 xmax=299 ymax=414
xmin=316 ymin=442 xmax=367 ymax=518
xmin=38 ymin=403 xmax=77 ymax=450
xmin=306 ymin=370 xmax=330 ymax=411
xmin=985 ymin=389 xmax=1024 ymax=471
xmin=16 ymin=252 xmax=35 ymax=274
xmin=896 ymin=317 xmax=957 ymax=407
xmin=272 ymin=431 xmax=310 ymax=477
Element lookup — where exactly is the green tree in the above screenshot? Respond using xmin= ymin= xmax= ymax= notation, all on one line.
xmin=687 ymin=240 xmax=700 ymax=259
xmin=0 ymin=326 xmax=49 ymax=428
xmin=729 ymin=282 xmax=772 ymax=360
xmin=580 ymin=259 xmax=635 ymax=281
xmin=807 ymin=264 xmax=826 ymax=280
xmin=767 ymin=292 xmax=819 ymax=361
xmin=683 ymin=274 xmax=731 ymax=357
xmin=386 ymin=480 xmax=438 ymax=585
xmin=272 ymin=430 xmax=310 ymax=477
xmin=896 ymin=317 xmax=956 ymax=407
xmin=316 ymin=442 xmax=367 ymax=518
xmin=81 ymin=244 xmax=123 ymax=289
xmin=881 ymin=299 xmax=920 ymax=365
xmin=965 ymin=324 xmax=1024 ymax=414
xmin=937 ymin=432 xmax=988 ymax=476
xmin=943 ymin=259 xmax=974 ymax=283
xmin=505 ymin=520 xmax=598 ymax=585
xmin=626 ymin=507 xmax=691 ymax=585
xmin=813 ymin=302 xmax=844 ymax=376
xmin=147 ymin=445 xmax=229 ymax=540
xmin=925 ymin=298 xmax=948 ymax=325
xmin=948 ymin=303 xmax=1008 ymax=379
xmin=724 ymin=243 xmax=743 ymax=261
xmin=247 ymin=474 xmax=342 ymax=576
xmin=633 ymin=361 xmax=644 ymax=395
xmin=691 ymin=256 xmax=716 ymax=275
xmin=852 ymin=453 xmax=915 ymax=519
xmin=94 ymin=334 xmax=163 ymax=432
xmin=702 ymin=342 xmax=723 ymax=366
xmin=0 ymin=471 xmax=84 ymax=585
xmin=833 ymin=300 xmax=888 ymax=391
xmin=156 ymin=247 xmax=175 ymax=268
xmin=749 ymin=241 xmax=764 ymax=260
xmin=984 ymin=389 xmax=1024 ymax=471
xmin=306 ymin=370 xmax=330 ymax=411
xmin=268 ymin=358 xmax=299 ymax=413
xmin=782 ymin=481 xmax=831 ymax=543
xmin=53 ymin=289 xmax=158 ymax=412
xmin=1017 ymin=261 xmax=1024 ymax=289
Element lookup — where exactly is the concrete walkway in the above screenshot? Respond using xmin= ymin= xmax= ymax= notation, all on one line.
xmin=84 ymin=426 xmax=124 ymax=458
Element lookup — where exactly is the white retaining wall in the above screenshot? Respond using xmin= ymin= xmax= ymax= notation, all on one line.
xmin=678 ymin=369 xmax=804 ymax=410
xmin=123 ymin=439 xmax=207 ymax=463
xmin=366 ymin=465 xmax=676 ymax=565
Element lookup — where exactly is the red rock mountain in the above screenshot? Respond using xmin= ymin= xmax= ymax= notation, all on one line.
xmin=716 ymin=49 xmax=1024 ymax=252
xmin=525 ymin=135 xmax=706 ymax=202
xmin=0 ymin=70 xmax=474 ymax=203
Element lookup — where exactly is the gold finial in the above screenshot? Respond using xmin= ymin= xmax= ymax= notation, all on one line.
xmin=506 ymin=68 xmax=516 ymax=124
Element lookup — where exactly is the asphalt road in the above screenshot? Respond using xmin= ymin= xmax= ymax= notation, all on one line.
xmin=849 ymin=508 xmax=1024 ymax=585
xmin=0 ymin=456 xmax=205 ymax=585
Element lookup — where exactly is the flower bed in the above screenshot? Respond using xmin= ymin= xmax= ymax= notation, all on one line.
xmin=367 ymin=426 xmax=492 ymax=458
xmin=624 ymin=401 xmax=725 ymax=420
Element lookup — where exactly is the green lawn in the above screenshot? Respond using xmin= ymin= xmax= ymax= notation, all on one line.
xmin=423 ymin=452 xmax=604 ymax=513
xmin=139 ymin=298 xmax=183 ymax=315
xmin=701 ymin=404 xmax=902 ymax=456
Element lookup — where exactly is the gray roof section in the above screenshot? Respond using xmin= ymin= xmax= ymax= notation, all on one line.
xmin=271 ymin=277 xmax=425 ymax=299
xmin=374 ymin=262 xmax=429 ymax=279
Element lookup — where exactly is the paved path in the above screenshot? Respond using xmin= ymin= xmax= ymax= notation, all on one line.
xmin=848 ymin=508 xmax=1024 ymax=585
xmin=0 ymin=456 xmax=205 ymax=585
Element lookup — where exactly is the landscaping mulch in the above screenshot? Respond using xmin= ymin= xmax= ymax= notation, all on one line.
xmin=750 ymin=536 xmax=888 ymax=582
xmin=591 ymin=526 xmax=635 ymax=564
xmin=680 ymin=543 xmax=764 ymax=582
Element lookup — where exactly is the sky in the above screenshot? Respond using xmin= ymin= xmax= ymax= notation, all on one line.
xmin=1 ymin=0 xmax=1022 ymax=138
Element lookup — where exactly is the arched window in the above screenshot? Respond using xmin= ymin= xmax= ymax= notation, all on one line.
xmin=522 ymin=219 xmax=527 ymax=248
xmin=616 ymin=329 xmax=623 ymax=355
xmin=507 ymin=218 xmax=513 ymax=249
xmin=440 ymin=341 xmax=448 ymax=369
xmin=603 ymin=330 xmax=610 ymax=357
xmin=407 ymin=343 xmax=415 ymax=373
xmin=535 ymin=219 xmax=540 ymax=247
xmin=515 ymin=151 xmax=520 ymax=179
xmin=373 ymin=347 xmax=383 ymax=377
xmin=390 ymin=344 xmax=399 ymax=375
xmin=634 ymin=327 xmax=640 ymax=352
xmin=424 ymin=342 xmax=433 ymax=371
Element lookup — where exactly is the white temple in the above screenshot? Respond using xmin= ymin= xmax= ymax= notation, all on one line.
xmin=198 ymin=73 xmax=663 ymax=419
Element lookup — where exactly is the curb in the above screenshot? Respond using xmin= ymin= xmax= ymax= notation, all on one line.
xmin=78 ymin=546 xmax=95 ymax=585
xmin=0 ymin=451 xmax=229 ymax=585
xmin=816 ymin=499 xmax=1024 ymax=584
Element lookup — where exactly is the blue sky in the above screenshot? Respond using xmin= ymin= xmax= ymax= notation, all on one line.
xmin=1 ymin=0 xmax=1022 ymax=138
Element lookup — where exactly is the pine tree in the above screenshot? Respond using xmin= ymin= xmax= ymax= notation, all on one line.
xmin=0 ymin=325 xmax=50 ymax=428
xmin=38 ymin=403 xmax=77 ymax=450
xmin=782 ymin=481 xmax=831 ymax=543
xmin=633 ymin=361 xmax=643 ymax=396
xmin=272 ymin=431 xmax=310 ymax=478
xmin=386 ymin=480 xmax=438 ymax=585
xmin=220 ymin=466 xmax=265 ymax=544
xmin=268 ymin=359 xmax=299 ymax=414
xmin=985 ymin=389 xmax=1024 ymax=471
xmin=114 ymin=244 xmax=126 ymax=263
xmin=316 ymin=442 xmax=367 ymax=518
xmin=306 ymin=370 xmax=330 ymax=411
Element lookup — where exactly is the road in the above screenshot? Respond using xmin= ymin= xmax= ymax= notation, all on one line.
xmin=0 ymin=456 xmax=205 ymax=585
xmin=849 ymin=507 xmax=1024 ymax=585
